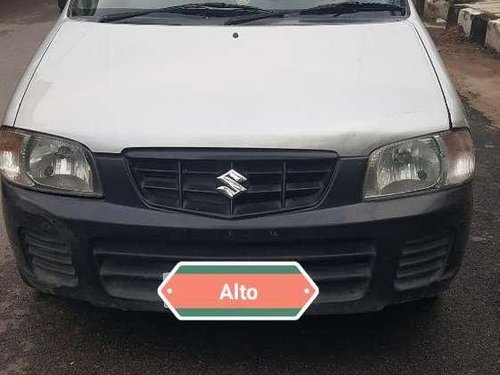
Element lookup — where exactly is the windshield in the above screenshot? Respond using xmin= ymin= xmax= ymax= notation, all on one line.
xmin=69 ymin=0 xmax=408 ymax=24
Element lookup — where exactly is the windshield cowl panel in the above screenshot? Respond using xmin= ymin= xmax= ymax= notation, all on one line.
xmin=69 ymin=0 xmax=408 ymax=25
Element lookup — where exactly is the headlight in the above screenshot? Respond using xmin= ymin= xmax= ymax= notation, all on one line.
xmin=364 ymin=130 xmax=474 ymax=199
xmin=0 ymin=127 xmax=102 ymax=196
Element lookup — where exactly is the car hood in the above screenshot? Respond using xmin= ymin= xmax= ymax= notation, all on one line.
xmin=15 ymin=20 xmax=450 ymax=156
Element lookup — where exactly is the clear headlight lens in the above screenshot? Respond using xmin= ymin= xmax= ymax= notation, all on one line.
xmin=364 ymin=130 xmax=474 ymax=199
xmin=0 ymin=127 xmax=102 ymax=196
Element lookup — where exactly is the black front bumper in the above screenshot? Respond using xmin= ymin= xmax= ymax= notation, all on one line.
xmin=2 ymin=175 xmax=472 ymax=315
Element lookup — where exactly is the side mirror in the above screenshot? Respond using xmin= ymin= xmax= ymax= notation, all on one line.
xmin=58 ymin=0 xmax=68 ymax=11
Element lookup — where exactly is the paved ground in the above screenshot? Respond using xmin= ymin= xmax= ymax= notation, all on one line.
xmin=0 ymin=1 xmax=499 ymax=374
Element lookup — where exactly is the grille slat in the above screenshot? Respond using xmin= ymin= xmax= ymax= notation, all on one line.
xmin=100 ymin=260 xmax=176 ymax=280
xmin=286 ymin=186 xmax=323 ymax=195
xmin=287 ymin=169 xmax=330 ymax=174
xmin=246 ymin=184 xmax=282 ymax=194
xmin=32 ymin=257 xmax=76 ymax=276
xmin=183 ymin=171 xmax=219 ymax=176
xmin=127 ymin=151 xmax=336 ymax=218
xmin=27 ymin=246 xmax=73 ymax=265
xmin=246 ymin=171 xmax=283 ymax=176
xmin=395 ymin=234 xmax=453 ymax=291
xmin=399 ymin=249 xmax=448 ymax=268
xmin=24 ymin=232 xmax=69 ymax=254
xmin=306 ymin=264 xmax=372 ymax=282
xmin=401 ymin=237 xmax=450 ymax=254
xmin=397 ymin=263 xmax=444 ymax=279
xmin=143 ymin=184 xmax=178 ymax=192
xmin=183 ymin=188 xmax=221 ymax=195
xmin=135 ymin=168 xmax=178 ymax=175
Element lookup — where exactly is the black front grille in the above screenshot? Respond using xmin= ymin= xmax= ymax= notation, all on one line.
xmin=94 ymin=239 xmax=375 ymax=304
xmin=395 ymin=234 xmax=453 ymax=291
xmin=126 ymin=150 xmax=337 ymax=218
xmin=20 ymin=229 xmax=77 ymax=287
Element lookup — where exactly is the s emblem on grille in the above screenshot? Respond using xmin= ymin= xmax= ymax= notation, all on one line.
xmin=216 ymin=169 xmax=248 ymax=199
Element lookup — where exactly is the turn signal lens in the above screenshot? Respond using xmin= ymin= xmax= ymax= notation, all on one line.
xmin=0 ymin=129 xmax=33 ymax=186
xmin=439 ymin=130 xmax=475 ymax=186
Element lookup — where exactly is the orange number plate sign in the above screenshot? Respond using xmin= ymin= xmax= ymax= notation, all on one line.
xmin=158 ymin=262 xmax=319 ymax=321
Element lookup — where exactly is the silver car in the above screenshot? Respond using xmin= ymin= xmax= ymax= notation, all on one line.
xmin=0 ymin=0 xmax=475 ymax=314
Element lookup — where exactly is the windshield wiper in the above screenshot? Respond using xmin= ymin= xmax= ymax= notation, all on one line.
xmin=225 ymin=11 xmax=285 ymax=25
xmin=98 ymin=2 xmax=276 ymax=23
xmin=299 ymin=2 xmax=406 ymax=16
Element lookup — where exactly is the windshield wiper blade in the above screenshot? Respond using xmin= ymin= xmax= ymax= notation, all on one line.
xmin=299 ymin=2 xmax=405 ymax=16
xmin=98 ymin=2 xmax=274 ymax=23
xmin=225 ymin=11 xmax=285 ymax=25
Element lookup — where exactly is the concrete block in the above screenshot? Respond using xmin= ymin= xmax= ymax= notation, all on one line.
xmin=471 ymin=14 xmax=490 ymax=43
xmin=458 ymin=8 xmax=483 ymax=36
xmin=447 ymin=5 xmax=466 ymax=27
xmin=485 ymin=19 xmax=500 ymax=52
xmin=424 ymin=0 xmax=451 ymax=21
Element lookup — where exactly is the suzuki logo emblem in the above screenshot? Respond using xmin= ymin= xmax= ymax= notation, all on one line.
xmin=216 ymin=169 xmax=248 ymax=199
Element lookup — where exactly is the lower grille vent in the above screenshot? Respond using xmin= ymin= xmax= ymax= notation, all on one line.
xmin=395 ymin=234 xmax=453 ymax=291
xmin=94 ymin=240 xmax=376 ymax=304
xmin=21 ymin=229 xmax=77 ymax=287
